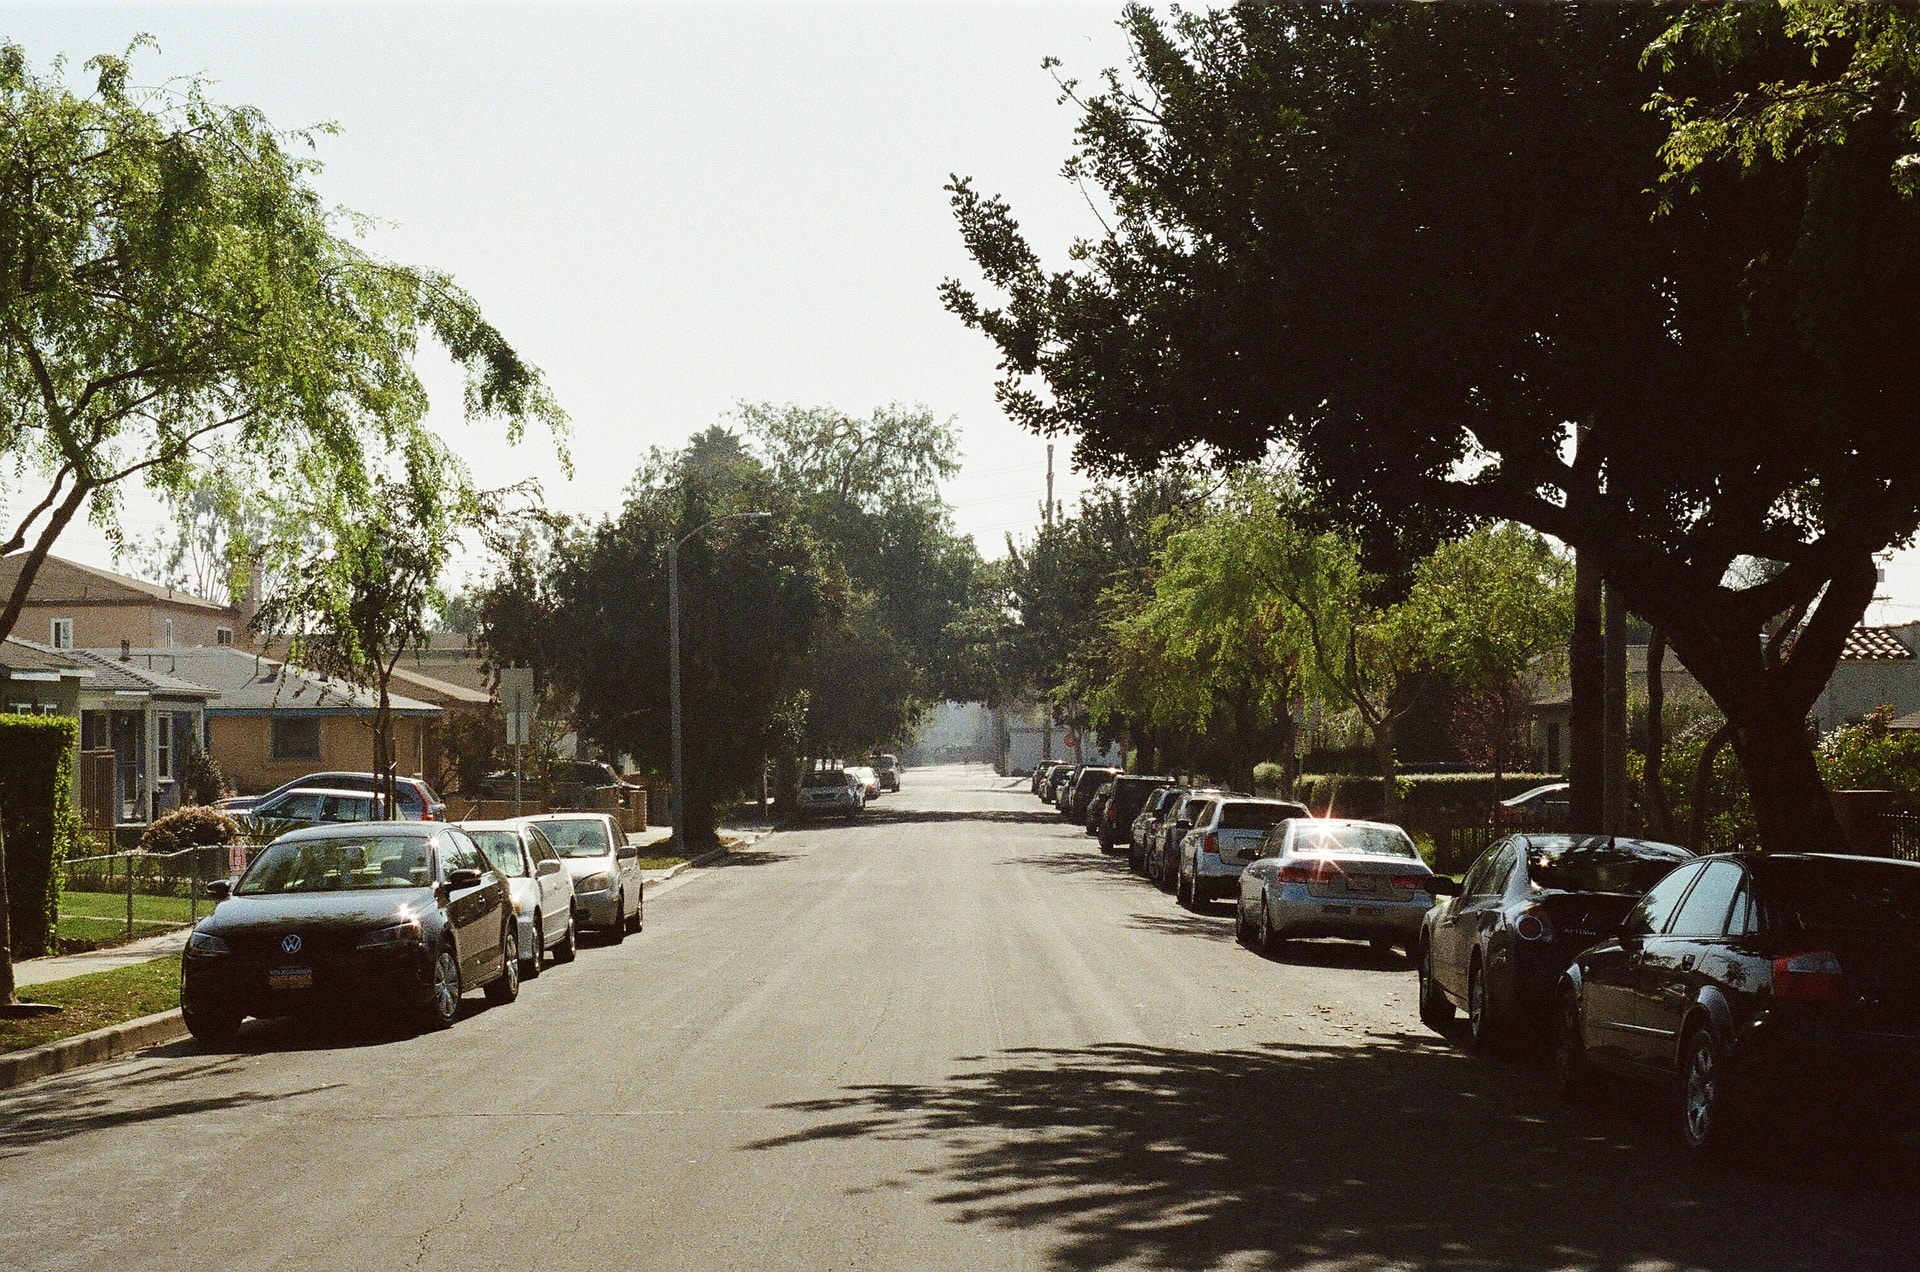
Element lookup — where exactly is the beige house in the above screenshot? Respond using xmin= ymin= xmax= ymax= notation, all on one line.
xmin=0 ymin=554 xmax=250 ymax=651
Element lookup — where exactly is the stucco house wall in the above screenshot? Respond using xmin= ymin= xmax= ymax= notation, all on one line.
xmin=211 ymin=713 xmax=429 ymax=795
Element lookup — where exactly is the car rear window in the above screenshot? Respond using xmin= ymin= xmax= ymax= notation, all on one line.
xmin=806 ymin=771 xmax=849 ymax=785
xmin=1289 ymin=822 xmax=1419 ymax=859
xmin=1759 ymin=858 xmax=1920 ymax=935
xmin=1218 ymin=801 xmax=1307 ymax=831
xmin=1529 ymin=843 xmax=1691 ymax=895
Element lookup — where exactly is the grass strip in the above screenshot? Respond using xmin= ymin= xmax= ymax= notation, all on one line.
xmin=59 ymin=891 xmax=199 ymax=924
xmin=1 ymin=957 xmax=180 ymax=1055
xmin=636 ymin=855 xmax=687 ymax=871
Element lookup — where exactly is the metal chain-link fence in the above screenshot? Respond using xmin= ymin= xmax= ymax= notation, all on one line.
xmin=57 ymin=841 xmax=268 ymax=947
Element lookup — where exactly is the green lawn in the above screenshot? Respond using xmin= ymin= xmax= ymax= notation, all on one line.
xmin=636 ymin=855 xmax=686 ymax=871
xmin=56 ymin=891 xmax=199 ymax=947
xmin=1 ymin=957 xmax=180 ymax=1054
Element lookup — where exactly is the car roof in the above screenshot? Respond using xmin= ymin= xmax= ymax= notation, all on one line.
xmin=1518 ymin=834 xmax=1691 ymax=857
xmin=269 ymin=787 xmax=378 ymax=800
xmin=1287 ymin=816 xmax=1404 ymax=832
xmin=457 ymin=820 xmax=531 ymax=833
xmin=270 ymin=820 xmax=439 ymax=843
xmin=519 ymin=811 xmax=616 ymax=823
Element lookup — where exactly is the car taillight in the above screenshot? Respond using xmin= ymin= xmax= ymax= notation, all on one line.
xmin=1390 ymin=874 xmax=1431 ymax=894
xmin=1277 ymin=863 xmax=1313 ymax=882
xmin=1201 ymin=832 xmax=1218 ymax=856
xmin=1773 ymin=951 xmax=1844 ymax=1003
xmin=1513 ymin=906 xmax=1551 ymax=941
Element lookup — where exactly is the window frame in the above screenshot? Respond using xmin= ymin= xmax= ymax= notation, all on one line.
xmin=155 ymin=711 xmax=174 ymax=782
xmin=48 ymin=617 xmax=73 ymax=649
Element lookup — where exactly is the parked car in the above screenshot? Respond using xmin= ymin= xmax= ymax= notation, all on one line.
xmin=868 ymin=753 xmax=901 ymax=792
xmin=1032 ymin=760 xmax=1062 ymax=798
xmin=797 ymin=769 xmax=866 ymax=818
xmin=243 ymin=787 xmax=380 ymax=833
xmin=1066 ymin=766 xmax=1119 ymax=823
xmin=521 ymin=812 xmax=643 ymax=942
xmin=463 ymin=819 xmax=579 ymax=977
xmin=473 ymin=760 xmax=641 ymax=805
xmin=1084 ymin=781 xmax=1114 ymax=835
xmin=1100 ymin=775 xmax=1172 ymax=853
xmin=1556 ymin=851 xmax=1920 ymax=1153
xmin=1177 ymin=797 xmax=1311 ymax=908
xmin=1050 ymin=764 xmax=1081 ymax=810
xmin=182 ymin=823 xmax=518 ymax=1043
xmin=1235 ymin=818 xmax=1448 ymax=957
xmin=1496 ymin=781 xmax=1571 ymax=829
xmin=1419 ymin=834 xmax=1693 ymax=1048
xmin=217 ymin=771 xmax=446 ymax=820
xmin=1130 ymin=786 xmax=1182 ymax=874
xmin=1150 ymin=789 xmax=1226 ymax=891
xmin=847 ymin=765 xmax=883 ymax=800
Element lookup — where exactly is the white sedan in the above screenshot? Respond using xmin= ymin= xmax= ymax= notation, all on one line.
xmin=797 ymin=769 xmax=865 ymax=818
xmin=1235 ymin=818 xmax=1451 ymax=958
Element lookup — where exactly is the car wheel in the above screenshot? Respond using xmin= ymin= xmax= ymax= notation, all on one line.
xmin=485 ymin=926 xmax=520 ymax=1005
xmin=624 ymin=891 xmax=642 ymax=935
xmin=552 ymin=914 xmax=577 ymax=964
xmin=422 ymin=943 xmax=461 ymax=1030
xmin=1418 ymin=943 xmax=1455 ymax=1030
xmin=521 ymin=916 xmax=542 ymax=980
xmin=1680 ymin=1026 xmax=1740 ymax=1154
xmin=1553 ymin=988 xmax=1590 ymax=1102
xmin=1468 ymin=959 xmax=1499 ymax=1051
xmin=607 ymin=893 xmax=626 ymax=944
xmin=183 ymin=1005 xmax=242 ymax=1048
xmin=1175 ymin=868 xmax=1192 ymax=908
xmin=1234 ymin=899 xmax=1252 ymax=947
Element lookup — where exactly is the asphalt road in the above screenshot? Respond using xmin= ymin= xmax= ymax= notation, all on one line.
xmin=3 ymin=764 xmax=1918 ymax=1271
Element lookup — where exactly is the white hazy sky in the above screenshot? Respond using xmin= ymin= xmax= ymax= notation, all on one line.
xmin=5 ymin=2 xmax=1918 ymax=620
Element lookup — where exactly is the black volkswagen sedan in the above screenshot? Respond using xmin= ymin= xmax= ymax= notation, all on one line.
xmin=1557 ymin=852 xmax=1920 ymax=1153
xmin=180 ymin=823 xmax=519 ymax=1044
xmin=1419 ymin=833 xmax=1693 ymax=1048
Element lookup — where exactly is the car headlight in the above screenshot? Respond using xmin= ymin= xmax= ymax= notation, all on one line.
xmin=356 ymin=917 xmax=423 ymax=949
xmin=187 ymin=929 xmax=229 ymax=956
xmin=577 ymin=872 xmax=612 ymax=893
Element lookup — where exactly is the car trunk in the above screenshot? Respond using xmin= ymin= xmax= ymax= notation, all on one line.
xmin=1300 ymin=853 xmax=1428 ymax=902
xmin=1529 ymin=889 xmax=1641 ymax=955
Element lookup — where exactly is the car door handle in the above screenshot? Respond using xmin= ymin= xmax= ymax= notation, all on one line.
xmin=1679 ymin=954 xmax=1696 ymax=971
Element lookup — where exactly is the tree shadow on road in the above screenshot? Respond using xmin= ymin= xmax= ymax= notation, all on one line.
xmin=1003 ymin=851 xmax=1135 ymax=877
xmin=740 ymin=1035 xmax=1920 ymax=1271
xmin=837 ymin=808 xmax=1067 ymax=828
xmin=699 ymin=849 xmax=797 ymax=870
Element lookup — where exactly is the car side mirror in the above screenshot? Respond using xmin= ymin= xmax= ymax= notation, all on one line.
xmin=1427 ymin=876 xmax=1462 ymax=897
xmin=1175 ymin=820 xmax=1193 ymax=832
xmin=616 ymin=846 xmax=639 ymax=860
xmin=536 ymin=858 xmax=564 ymax=876
xmin=446 ymin=867 xmax=485 ymax=889
xmin=204 ymin=878 xmax=232 ymax=900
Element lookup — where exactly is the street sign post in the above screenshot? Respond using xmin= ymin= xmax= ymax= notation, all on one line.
xmin=500 ymin=667 xmax=535 ymax=815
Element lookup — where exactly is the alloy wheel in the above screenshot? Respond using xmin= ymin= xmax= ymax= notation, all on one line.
xmin=1683 ymin=1031 xmax=1721 ymax=1150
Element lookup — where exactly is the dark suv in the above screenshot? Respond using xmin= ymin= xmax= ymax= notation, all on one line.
xmin=1098 ymin=775 xmax=1172 ymax=853
xmin=1065 ymin=766 xmax=1119 ymax=824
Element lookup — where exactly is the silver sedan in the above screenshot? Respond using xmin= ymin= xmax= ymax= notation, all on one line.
xmin=1235 ymin=818 xmax=1442 ymax=958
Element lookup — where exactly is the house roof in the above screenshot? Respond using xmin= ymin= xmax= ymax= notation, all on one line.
xmin=87 ymin=646 xmax=439 ymax=717
xmin=0 ymin=553 xmax=236 ymax=615
xmin=1892 ymin=710 xmax=1920 ymax=732
xmin=1842 ymin=625 xmax=1917 ymax=661
xmin=66 ymin=648 xmax=218 ymax=700
xmin=388 ymin=664 xmax=491 ymax=706
xmin=0 ymin=637 xmax=93 ymax=681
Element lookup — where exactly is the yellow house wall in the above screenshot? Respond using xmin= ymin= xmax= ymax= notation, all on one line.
xmin=20 ymin=601 xmax=240 ymax=650
xmin=210 ymin=714 xmax=432 ymax=795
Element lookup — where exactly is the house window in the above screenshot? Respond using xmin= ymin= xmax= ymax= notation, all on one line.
xmin=270 ymin=717 xmax=322 ymax=762
xmin=82 ymin=711 xmax=109 ymax=749
xmin=215 ymin=627 xmax=233 ymax=646
xmin=163 ymin=617 xmax=174 ymax=646
xmin=155 ymin=712 xmax=174 ymax=782
xmin=49 ymin=618 xmax=72 ymax=649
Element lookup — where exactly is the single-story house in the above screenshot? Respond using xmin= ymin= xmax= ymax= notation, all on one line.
xmin=99 ymin=647 xmax=441 ymax=797
xmin=68 ymin=648 xmax=219 ymax=827
xmin=1811 ymin=623 xmax=1920 ymax=734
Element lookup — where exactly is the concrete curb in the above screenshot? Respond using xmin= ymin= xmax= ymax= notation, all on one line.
xmin=0 ymin=1008 xmax=188 ymax=1093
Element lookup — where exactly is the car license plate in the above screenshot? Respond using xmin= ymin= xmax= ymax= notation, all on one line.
xmin=269 ymin=966 xmax=313 ymax=991
xmin=1356 ymin=906 xmax=1385 ymax=917
xmin=1347 ymin=876 xmax=1377 ymax=891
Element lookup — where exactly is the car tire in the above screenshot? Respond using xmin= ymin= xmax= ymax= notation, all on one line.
xmin=1235 ymin=900 xmax=1252 ymax=947
xmin=1418 ymin=943 xmax=1455 ymax=1031
xmin=183 ymin=1005 xmax=242 ymax=1048
xmin=607 ymin=894 xmax=626 ymax=944
xmin=624 ymin=891 xmax=642 ymax=935
xmin=1256 ymin=894 xmax=1282 ymax=957
xmin=552 ymin=915 xmax=577 ymax=964
xmin=1468 ymin=959 xmax=1500 ymax=1051
xmin=421 ymin=943 xmax=461 ymax=1031
xmin=1175 ymin=868 xmax=1192 ymax=908
xmin=521 ymin=916 xmax=542 ymax=980
xmin=485 ymin=926 xmax=520 ymax=1005
xmin=1680 ymin=1026 xmax=1741 ymax=1155
xmin=1553 ymin=988 xmax=1590 ymax=1102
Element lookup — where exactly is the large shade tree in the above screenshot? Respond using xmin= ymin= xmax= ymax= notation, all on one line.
xmin=944 ymin=2 xmax=1920 ymax=851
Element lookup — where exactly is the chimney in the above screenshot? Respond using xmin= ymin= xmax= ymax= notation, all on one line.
xmin=240 ymin=554 xmax=264 ymax=648
xmin=120 ymin=638 xmax=130 ymax=662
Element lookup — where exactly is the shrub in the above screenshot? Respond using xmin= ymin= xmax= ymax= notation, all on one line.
xmin=1251 ymin=761 xmax=1288 ymax=793
xmin=1818 ymin=705 xmax=1920 ymax=807
xmin=0 ymin=713 xmax=79 ymax=960
xmin=180 ymin=745 xmax=228 ymax=806
xmin=137 ymin=805 xmax=244 ymax=856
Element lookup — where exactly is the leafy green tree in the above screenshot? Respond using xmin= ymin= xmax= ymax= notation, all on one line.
xmin=0 ymin=40 xmax=564 ymax=649
xmin=943 ymin=3 xmax=1920 ymax=851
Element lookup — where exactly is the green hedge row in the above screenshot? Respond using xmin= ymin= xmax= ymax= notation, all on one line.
xmin=1292 ymin=772 xmax=1562 ymax=822
xmin=1 ymin=714 xmax=79 ymax=959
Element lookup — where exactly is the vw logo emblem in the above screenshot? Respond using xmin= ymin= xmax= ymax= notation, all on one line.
xmin=281 ymin=933 xmax=303 ymax=955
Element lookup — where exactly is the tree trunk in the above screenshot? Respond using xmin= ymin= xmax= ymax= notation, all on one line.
xmin=1569 ymin=546 xmax=1604 ymax=832
xmin=1723 ymin=695 xmax=1845 ymax=852
xmin=1688 ymin=723 xmax=1731 ymax=851
xmin=1602 ymin=583 xmax=1630 ymax=834
xmin=1644 ymin=630 xmax=1675 ymax=841
xmin=1373 ymin=721 xmax=1398 ymax=817
xmin=0 ymin=822 xmax=15 ymax=1006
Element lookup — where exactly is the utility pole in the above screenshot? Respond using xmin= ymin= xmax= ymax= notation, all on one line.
xmin=1043 ymin=444 xmax=1055 ymax=528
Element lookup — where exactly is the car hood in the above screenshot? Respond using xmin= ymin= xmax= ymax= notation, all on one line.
xmin=558 ymin=854 xmax=616 ymax=881
xmin=201 ymin=887 xmax=438 ymax=936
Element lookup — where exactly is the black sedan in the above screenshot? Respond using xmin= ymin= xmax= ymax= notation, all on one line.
xmin=1419 ymin=833 xmax=1693 ymax=1048
xmin=1557 ymin=851 xmax=1920 ymax=1153
xmin=181 ymin=823 xmax=520 ymax=1044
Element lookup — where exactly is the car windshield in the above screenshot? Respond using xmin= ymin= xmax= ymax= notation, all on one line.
xmin=1529 ymin=843 xmax=1688 ymax=894
xmin=805 ymin=771 xmax=849 ymax=787
xmin=236 ymin=835 xmax=432 ymax=894
xmin=531 ymin=820 xmax=611 ymax=858
xmin=469 ymin=831 xmax=529 ymax=877
xmin=1218 ymin=801 xmax=1305 ymax=831
xmin=1761 ymin=858 xmax=1920 ymax=935
xmin=1290 ymin=823 xmax=1419 ymax=859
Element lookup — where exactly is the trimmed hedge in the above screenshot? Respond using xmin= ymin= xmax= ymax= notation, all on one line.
xmin=0 ymin=714 xmax=79 ymax=960
xmin=137 ymin=805 xmax=244 ymax=855
xmin=1293 ymin=771 xmax=1562 ymax=823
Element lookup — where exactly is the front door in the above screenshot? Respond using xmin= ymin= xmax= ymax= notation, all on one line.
xmin=111 ymin=711 xmax=142 ymax=822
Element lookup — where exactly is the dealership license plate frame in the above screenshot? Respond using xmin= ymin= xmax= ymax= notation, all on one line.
xmin=269 ymin=965 xmax=314 ymax=991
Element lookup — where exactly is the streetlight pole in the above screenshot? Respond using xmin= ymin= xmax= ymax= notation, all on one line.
xmin=669 ymin=510 xmax=770 ymax=856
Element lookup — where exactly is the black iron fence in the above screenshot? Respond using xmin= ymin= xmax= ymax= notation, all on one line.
xmin=1887 ymin=813 xmax=1920 ymax=863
